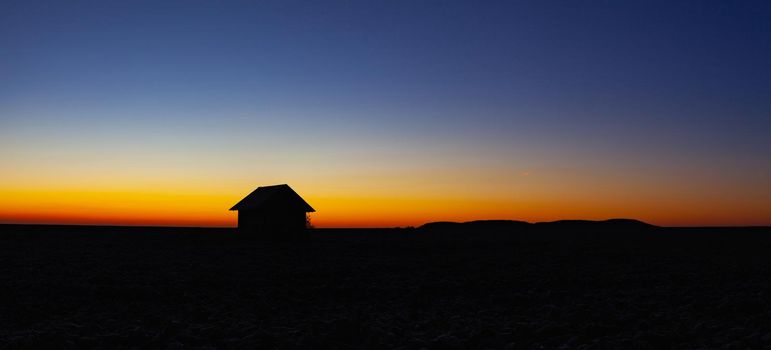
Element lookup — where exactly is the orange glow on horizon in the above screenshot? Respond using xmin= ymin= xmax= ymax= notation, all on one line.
xmin=1 ymin=187 xmax=769 ymax=228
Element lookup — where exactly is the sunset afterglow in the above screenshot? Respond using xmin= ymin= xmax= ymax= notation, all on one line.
xmin=2 ymin=1 xmax=770 ymax=227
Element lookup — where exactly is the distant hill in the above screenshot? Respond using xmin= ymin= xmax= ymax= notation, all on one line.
xmin=419 ymin=218 xmax=656 ymax=233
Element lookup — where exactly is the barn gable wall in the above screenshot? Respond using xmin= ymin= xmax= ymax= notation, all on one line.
xmin=237 ymin=210 xmax=306 ymax=234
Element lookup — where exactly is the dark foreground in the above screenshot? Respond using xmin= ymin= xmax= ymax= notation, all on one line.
xmin=2 ymin=223 xmax=771 ymax=349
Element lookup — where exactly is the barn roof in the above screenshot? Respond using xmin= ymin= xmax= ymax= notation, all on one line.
xmin=229 ymin=184 xmax=315 ymax=212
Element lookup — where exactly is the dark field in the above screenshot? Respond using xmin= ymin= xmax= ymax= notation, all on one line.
xmin=2 ymin=223 xmax=771 ymax=349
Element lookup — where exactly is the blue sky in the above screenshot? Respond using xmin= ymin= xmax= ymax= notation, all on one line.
xmin=2 ymin=0 xmax=770 ymax=226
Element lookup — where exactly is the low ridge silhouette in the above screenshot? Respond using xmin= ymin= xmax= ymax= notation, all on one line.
xmin=419 ymin=218 xmax=654 ymax=231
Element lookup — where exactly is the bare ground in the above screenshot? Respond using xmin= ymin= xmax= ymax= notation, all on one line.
xmin=1 ymin=224 xmax=771 ymax=349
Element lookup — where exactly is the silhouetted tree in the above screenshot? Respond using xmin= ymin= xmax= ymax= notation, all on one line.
xmin=305 ymin=213 xmax=314 ymax=229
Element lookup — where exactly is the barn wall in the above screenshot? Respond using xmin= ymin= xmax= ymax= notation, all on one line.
xmin=237 ymin=210 xmax=307 ymax=235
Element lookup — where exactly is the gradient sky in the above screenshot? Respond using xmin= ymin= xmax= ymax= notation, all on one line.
xmin=2 ymin=0 xmax=770 ymax=227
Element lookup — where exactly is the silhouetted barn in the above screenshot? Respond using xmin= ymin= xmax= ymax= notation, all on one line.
xmin=230 ymin=184 xmax=315 ymax=234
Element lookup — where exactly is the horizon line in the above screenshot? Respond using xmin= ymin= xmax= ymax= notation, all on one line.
xmin=2 ymin=221 xmax=771 ymax=230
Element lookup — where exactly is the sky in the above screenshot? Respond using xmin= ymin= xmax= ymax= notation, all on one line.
xmin=1 ymin=0 xmax=770 ymax=227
